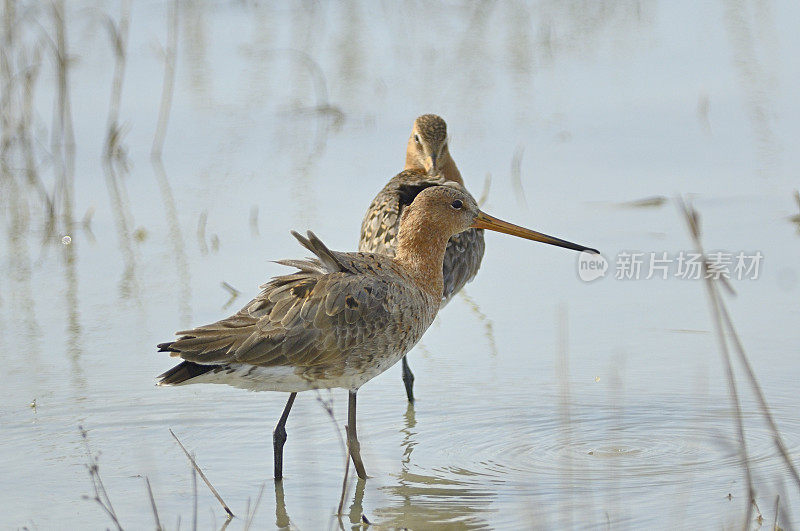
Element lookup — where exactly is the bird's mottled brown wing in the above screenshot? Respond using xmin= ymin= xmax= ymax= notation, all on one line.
xmin=160 ymin=246 xmax=412 ymax=373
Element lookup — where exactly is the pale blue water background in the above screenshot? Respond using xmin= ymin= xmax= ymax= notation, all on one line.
xmin=1 ymin=1 xmax=799 ymax=528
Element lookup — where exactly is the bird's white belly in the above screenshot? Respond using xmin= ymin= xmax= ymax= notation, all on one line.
xmin=173 ymin=360 xmax=398 ymax=393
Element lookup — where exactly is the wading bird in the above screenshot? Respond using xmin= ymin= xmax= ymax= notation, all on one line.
xmin=157 ymin=185 xmax=597 ymax=480
xmin=360 ymin=114 xmax=483 ymax=401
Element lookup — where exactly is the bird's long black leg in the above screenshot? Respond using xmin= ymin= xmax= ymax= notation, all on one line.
xmin=401 ymin=355 xmax=415 ymax=402
xmin=273 ymin=392 xmax=297 ymax=480
xmin=346 ymin=390 xmax=368 ymax=479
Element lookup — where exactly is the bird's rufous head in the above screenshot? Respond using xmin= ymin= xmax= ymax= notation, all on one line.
xmin=406 ymin=114 xmax=450 ymax=175
xmin=403 ymin=184 xmax=599 ymax=254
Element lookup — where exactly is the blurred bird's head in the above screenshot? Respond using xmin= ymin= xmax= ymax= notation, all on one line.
xmin=406 ymin=114 xmax=450 ymax=175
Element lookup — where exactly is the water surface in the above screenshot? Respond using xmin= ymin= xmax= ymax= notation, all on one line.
xmin=1 ymin=1 xmax=799 ymax=528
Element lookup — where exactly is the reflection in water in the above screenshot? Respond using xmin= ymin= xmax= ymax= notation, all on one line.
xmin=510 ymin=145 xmax=528 ymax=210
xmin=241 ymin=7 xmax=277 ymax=109
xmin=505 ymin=0 xmax=534 ymax=114
xmin=285 ymin=51 xmax=342 ymax=227
xmin=697 ymin=93 xmax=712 ymax=135
xmin=181 ymin=0 xmax=211 ymax=106
xmin=791 ymin=190 xmax=800 ymax=234
xmin=2 ymin=1 xmax=800 ymax=529
xmin=373 ymin=403 xmax=494 ymax=529
xmin=376 ymin=470 xmax=494 ymax=529
xmin=240 ymin=44 xmax=344 ymax=226
xmin=273 ymin=473 xmax=366 ymax=529
xmin=289 ymin=1 xmax=324 ymax=97
xmin=335 ymin=0 xmax=363 ymax=98
xmin=533 ymin=1 xmax=653 ymax=66
xmin=63 ymin=238 xmax=86 ymax=393
xmin=2 ymin=179 xmax=44 ymax=392
xmin=1 ymin=1 xmax=53 ymax=369
xmin=456 ymin=1 xmax=496 ymax=111
xmin=273 ymin=480 xmax=291 ymax=529
xmin=457 ymin=290 xmax=498 ymax=358
xmin=153 ymin=157 xmax=193 ymax=326
xmin=152 ymin=0 xmax=192 ymax=326
xmin=401 ymin=402 xmax=417 ymax=470
xmin=101 ymin=1 xmax=140 ymax=300
xmin=722 ymin=0 xmax=780 ymax=178
xmin=50 ymin=1 xmax=86 ymax=392
xmin=103 ymin=156 xmax=139 ymax=299
xmin=556 ymin=306 xmax=574 ymax=529
xmin=347 ymin=478 xmax=366 ymax=527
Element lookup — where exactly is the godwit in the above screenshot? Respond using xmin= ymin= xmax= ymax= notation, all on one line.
xmin=360 ymin=114 xmax=484 ymax=401
xmin=157 ymin=185 xmax=597 ymax=480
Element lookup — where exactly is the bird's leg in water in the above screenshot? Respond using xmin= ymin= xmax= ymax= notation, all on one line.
xmin=273 ymin=392 xmax=297 ymax=480
xmin=401 ymin=355 xmax=415 ymax=402
xmin=346 ymin=390 xmax=368 ymax=479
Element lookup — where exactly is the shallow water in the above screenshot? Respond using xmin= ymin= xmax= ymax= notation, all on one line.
xmin=2 ymin=1 xmax=800 ymax=529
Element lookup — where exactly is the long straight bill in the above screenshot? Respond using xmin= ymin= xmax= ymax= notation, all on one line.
xmin=472 ymin=211 xmax=599 ymax=254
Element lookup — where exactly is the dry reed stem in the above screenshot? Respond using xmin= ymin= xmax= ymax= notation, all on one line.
xmin=169 ymin=429 xmax=235 ymax=518
xmin=716 ymin=300 xmax=800 ymax=492
xmin=679 ymin=197 xmax=755 ymax=529
xmin=680 ymin=193 xmax=800 ymax=519
xmin=145 ymin=476 xmax=163 ymax=531
xmin=79 ymin=426 xmax=123 ymax=531
xmin=191 ymin=456 xmax=198 ymax=531
xmin=243 ymin=483 xmax=265 ymax=531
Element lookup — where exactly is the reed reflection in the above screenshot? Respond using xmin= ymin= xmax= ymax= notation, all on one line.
xmin=101 ymin=0 xmax=140 ymax=301
xmin=372 ymin=403 xmax=494 ymax=529
xmin=152 ymin=0 xmax=192 ymax=326
xmin=50 ymin=1 xmax=86 ymax=392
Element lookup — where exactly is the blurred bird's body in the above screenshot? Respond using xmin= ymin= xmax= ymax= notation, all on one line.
xmin=360 ymin=115 xmax=485 ymax=400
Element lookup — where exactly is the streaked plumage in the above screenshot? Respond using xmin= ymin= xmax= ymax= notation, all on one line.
xmin=157 ymin=159 xmax=598 ymax=482
xmin=361 ymin=114 xmax=485 ymax=401
xmin=359 ymin=170 xmax=485 ymax=305
xmin=159 ymin=230 xmax=438 ymax=392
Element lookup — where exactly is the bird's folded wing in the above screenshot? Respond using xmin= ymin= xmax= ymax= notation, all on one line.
xmin=165 ymin=268 xmax=392 ymax=370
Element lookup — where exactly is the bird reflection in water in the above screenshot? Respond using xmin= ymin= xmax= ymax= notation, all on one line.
xmin=369 ymin=403 xmax=494 ymax=529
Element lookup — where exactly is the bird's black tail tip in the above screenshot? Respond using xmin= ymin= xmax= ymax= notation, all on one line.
xmin=157 ymin=361 xmax=218 ymax=386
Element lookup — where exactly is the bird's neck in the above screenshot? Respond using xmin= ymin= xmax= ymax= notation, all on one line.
xmin=439 ymin=152 xmax=463 ymax=185
xmin=404 ymin=144 xmax=463 ymax=186
xmin=394 ymin=211 xmax=448 ymax=299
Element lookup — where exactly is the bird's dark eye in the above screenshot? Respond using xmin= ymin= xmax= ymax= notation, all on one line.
xmin=451 ymin=199 xmax=463 ymax=209
xmin=414 ymin=134 xmax=421 ymax=144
